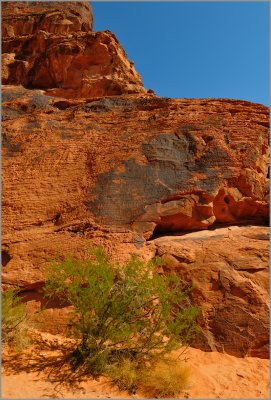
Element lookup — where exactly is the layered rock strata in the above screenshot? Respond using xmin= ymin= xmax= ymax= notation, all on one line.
xmin=2 ymin=1 xmax=94 ymax=37
xmin=2 ymin=88 xmax=269 ymax=359
xmin=2 ymin=87 xmax=268 ymax=251
xmin=2 ymin=1 xmax=146 ymax=97
xmin=151 ymin=225 xmax=269 ymax=358
xmin=1 ymin=1 xmax=269 ymax=360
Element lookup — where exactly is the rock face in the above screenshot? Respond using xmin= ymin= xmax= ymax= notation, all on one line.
xmin=2 ymin=1 xmax=146 ymax=97
xmin=2 ymin=1 xmax=94 ymax=37
xmin=1 ymin=1 xmax=270 ymax=359
xmin=151 ymin=226 xmax=269 ymax=358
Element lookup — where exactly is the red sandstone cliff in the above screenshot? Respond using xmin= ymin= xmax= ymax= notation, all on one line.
xmin=2 ymin=1 xmax=146 ymax=97
xmin=1 ymin=2 xmax=270 ymax=359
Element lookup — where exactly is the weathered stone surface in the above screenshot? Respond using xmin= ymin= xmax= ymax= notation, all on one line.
xmin=2 ymin=86 xmax=269 ymax=285
xmin=1 ymin=1 xmax=270 ymax=361
xmin=2 ymin=1 xmax=93 ymax=37
xmin=150 ymin=225 xmax=269 ymax=359
xmin=2 ymin=1 xmax=146 ymax=97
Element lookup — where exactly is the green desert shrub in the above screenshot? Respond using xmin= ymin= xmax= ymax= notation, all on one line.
xmin=44 ymin=247 xmax=199 ymax=380
xmin=2 ymin=289 xmax=32 ymax=351
xmin=107 ymin=355 xmax=190 ymax=396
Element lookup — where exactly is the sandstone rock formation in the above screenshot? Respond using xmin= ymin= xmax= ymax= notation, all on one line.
xmin=2 ymin=1 xmax=146 ymax=97
xmin=150 ymin=226 xmax=269 ymax=358
xmin=2 ymin=1 xmax=270 ymax=360
xmin=2 ymin=1 xmax=94 ymax=37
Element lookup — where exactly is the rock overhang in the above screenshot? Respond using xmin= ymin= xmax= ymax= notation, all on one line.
xmin=1 ymin=1 xmax=270 ymax=360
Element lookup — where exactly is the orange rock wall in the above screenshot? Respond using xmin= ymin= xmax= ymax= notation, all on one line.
xmin=2 ymin=87 xmax=269 ymax=283
xmin=152 ymin=226 xmax=269 ymax=358
xmin=1 ymin=1 xmax=270 ymax=360
xmin=2 ymin=1 xmax=94 ymax=37
xmin=2 ymin=1 xmax=146 ymax=97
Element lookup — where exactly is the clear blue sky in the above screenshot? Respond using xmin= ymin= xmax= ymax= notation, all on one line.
xmin=92 ymin=1 xmax=269 ymax=106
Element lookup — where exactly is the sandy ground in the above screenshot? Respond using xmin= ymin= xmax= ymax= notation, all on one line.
xmin=184 ymin=347 xmax=269 ymax=399
xmin=2 ymin=332 xmax=270 ymax=399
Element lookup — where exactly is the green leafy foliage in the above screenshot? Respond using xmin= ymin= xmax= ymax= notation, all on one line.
xmin=2 ymin=289 xmax=32 ymax=350
xmin=44 ymin=247 xmax=199 ymax=376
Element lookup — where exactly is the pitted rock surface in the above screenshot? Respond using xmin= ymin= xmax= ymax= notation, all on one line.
xmin=1 ymin=1 xmax=270 ymax=360
xmin=150 ymin=225 xmax=269 ymax=359
xmin=2 ymin=1 xmax=146 ymax=97
xmin=2 ymin=1 xmax=94 ymax=37
xmin=2 ymin=88 xmax=269 ymax=279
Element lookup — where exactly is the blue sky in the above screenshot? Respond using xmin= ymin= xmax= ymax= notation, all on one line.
xmin=92 ymin=1 xmax=269 ymax=106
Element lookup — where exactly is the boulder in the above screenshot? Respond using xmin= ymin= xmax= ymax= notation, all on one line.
xmin=151 ymin=226 xmax=269 ymax=358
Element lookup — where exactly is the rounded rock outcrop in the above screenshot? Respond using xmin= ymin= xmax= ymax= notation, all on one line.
xmin=2 ymin=1 xmax=146 ymax=98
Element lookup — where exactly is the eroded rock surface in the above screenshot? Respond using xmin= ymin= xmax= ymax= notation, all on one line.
xmin=150 ymin=226 xmax=269 ymax=358
xmin=2 ymin=1 xmax=146 ymax=97
xmin=2 ymin=1 xmax=94 ymax=38
xmin=1 ymin=1 xmax=270 ymax=360
xmin=2 ymin=86 xmax=269 ymax=280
